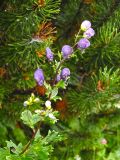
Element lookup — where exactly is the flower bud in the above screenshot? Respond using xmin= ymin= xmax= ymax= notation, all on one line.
xmin=46 ymin=47 xmax=53 ymax=61
xmin=23 ymin=101 xmax=29 ymax=107
xmin=34 ymin=68 xmax=44 ymax=86
xmin=77 ymin=38 xmax=90 ymax=49
xmin=56 ymin=74 xmax=61 ymax=82
xmin=61 ymin=68 xmax=70 ymax=80
xmin=83 ymin=28 xmax=95 ymax=39
xmin=81 ymin=20 xmax=91 ymax=31
xmin=62 ymin=45 xmax=73 ymax=59
xmin=35 ymin=110 xmax=46 ymax=115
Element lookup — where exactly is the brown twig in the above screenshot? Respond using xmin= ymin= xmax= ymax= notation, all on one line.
xmin=19 ymin=123 xmax=40 ymax=155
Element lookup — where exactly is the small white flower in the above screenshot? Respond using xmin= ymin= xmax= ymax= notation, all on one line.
xmin=45 ymin=100 xmax=51 ymax=109
xmin=35 ymin=109 xmax=41 ymax=114
xmin=23 ymin=101 xmax=28 ymax=107
xmin=48 ymin=113 xmax=54 ymax=119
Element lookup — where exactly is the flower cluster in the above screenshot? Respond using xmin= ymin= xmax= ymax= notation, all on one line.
xmin=56 ymin=68 xmax=70 ymax=82
xmin=45 ymin=45 xmax=73 ymax=61
xmin=34 ymin=20 xmax=95 ymax=87
xmin=35 ymin=100 xmax=58 ymax=124
xmin=77 ymin=20 xmax=95 ymax=50
xmin=33 ymin=20 xmax=95 ymax=102
xmin=24 ymin=93 xmax=40 ymax=107
xmin=20 ymin=20 xmax=95 ymax=159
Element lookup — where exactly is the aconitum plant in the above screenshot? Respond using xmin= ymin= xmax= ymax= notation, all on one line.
xmin=0 ymin=20 xmax=95 ymax=160
xmin=27 ymin=19 xmax=95 ymax=157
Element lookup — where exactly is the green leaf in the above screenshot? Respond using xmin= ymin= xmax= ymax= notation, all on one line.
xmin=51 ymin=96 xmax=62 ymax=102
xmin=21 ymin=110 xmax=33 ymax=128
xmin=44 ymin=130 xmax=64 ymax=144
xmin=32 ymin=114 xmax=42 ymax=125
xmin=50 ymin=88 xmax=58 ymax=100
xmin=0 ymin=148 xmax=10 ymax=159
xmin=6 ymin=140 xmax=23 ymax=154
xmin=21 ymin=110 xmax=41 ymax=129
xmin=55 ymin=80 xmax=66 ymax=89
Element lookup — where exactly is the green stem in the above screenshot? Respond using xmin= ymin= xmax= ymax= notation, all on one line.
xmin=52 ymin=59 xmax=64 ymax=86
xmin=48 ymin=59 xmax=64 ymax=100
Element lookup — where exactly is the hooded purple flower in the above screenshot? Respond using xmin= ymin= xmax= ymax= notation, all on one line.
xmin=34 ymin=68 xmax=44 ymax=86
xmin=83 ymin=28 xmax=95 ymax=39
xmin=77 ymin=38 xmax=90 ymax=49
xmin=81 ymin=20 xmax=91 ymax=31
xmin=46 ymin=47 xmax=53 ymax=61
xmin=56 ymin=74 xmax=61 ymax=82
xmin=61 ymin=68 xmax=70 ymax=80
xmin=62 ymin=45 xmax=73 ymax=59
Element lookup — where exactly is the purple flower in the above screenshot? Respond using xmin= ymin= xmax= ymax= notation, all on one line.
xmin=81 ymin=20 xmax=91 ymax=31
xmin=83 ymin=28 xmax=95 ymax=39
xmin=46 ymin=47 xmax=53 ymax=61
xmin=62 ymin=45 xmax=73 ymax=59
xmin=77 ymin=38 xmax=90 ymax=49
xmin=56 ymin=74 xmax=61 ymax=82
xmin=61 ymin=68 xmax=70 ymax=80
xmin=34 ymin=69 xmax=44 ymax=86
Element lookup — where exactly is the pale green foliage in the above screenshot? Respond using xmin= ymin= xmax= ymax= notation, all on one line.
xmin=21 ymin=110 xmax=41 ymax=129
xmin=0 ymin=94 xmax=62 ymax=160
xmin=44 ymin=79 xmax=67 ymax=101
xmin=0 ymin=130 xmax=63 ymax=160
